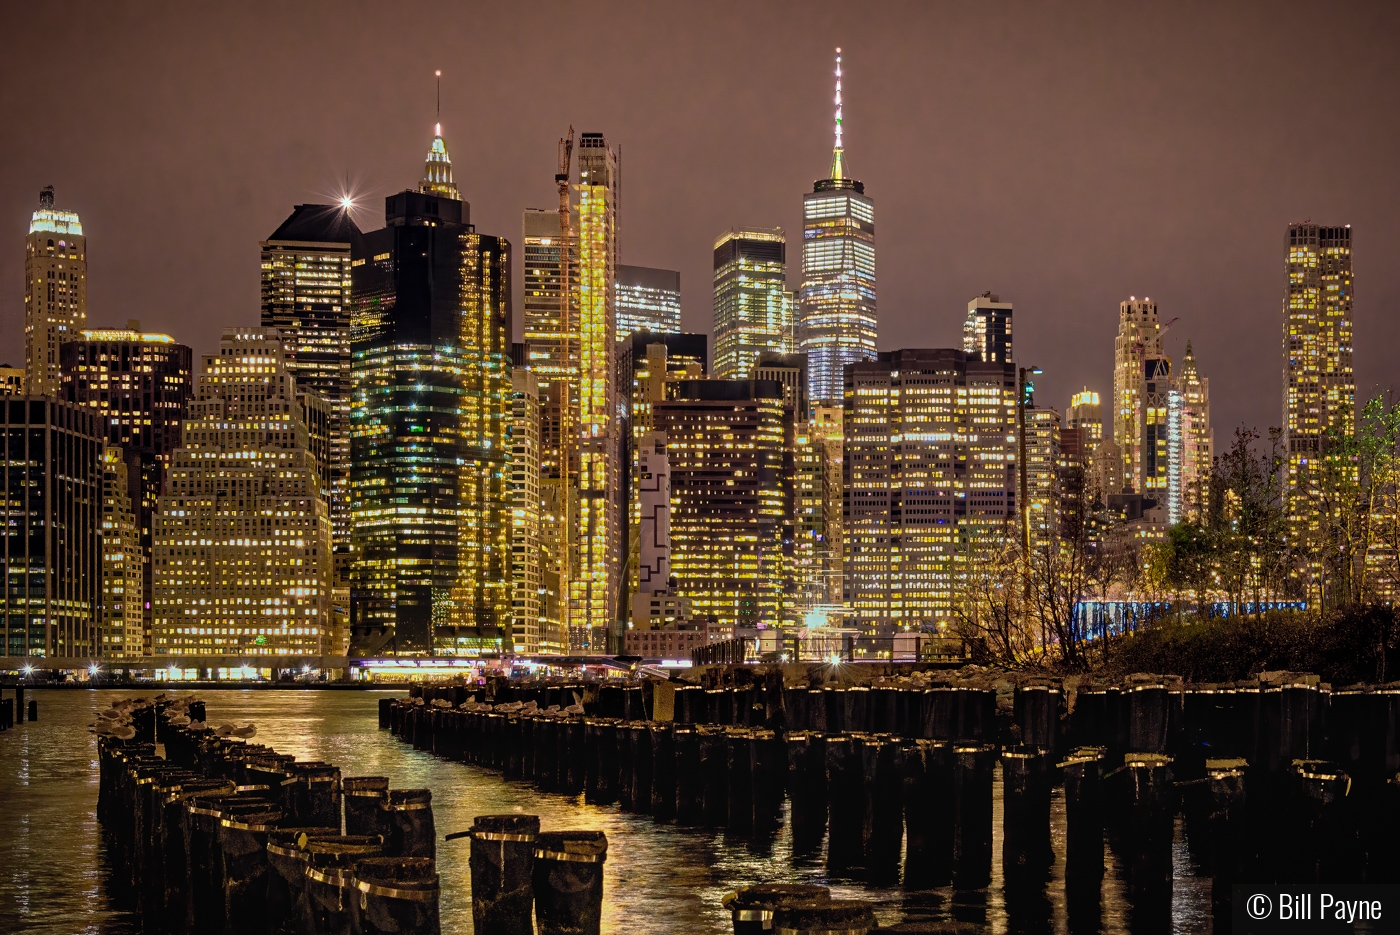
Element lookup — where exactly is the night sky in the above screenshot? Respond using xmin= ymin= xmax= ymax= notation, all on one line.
xmin=2 ymin=2 xmax=1397 ymax=436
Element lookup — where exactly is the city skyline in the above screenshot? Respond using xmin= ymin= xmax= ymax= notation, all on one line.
xmin=2 ymin=4 xmax=1396 ymax=440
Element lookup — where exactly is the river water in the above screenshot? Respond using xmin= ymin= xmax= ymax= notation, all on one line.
xmin=0 ymin=688 xmax=1215 ymax=934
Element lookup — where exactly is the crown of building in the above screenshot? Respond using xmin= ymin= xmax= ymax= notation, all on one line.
xmin=30 ymin=185 xmax=83 ymax=236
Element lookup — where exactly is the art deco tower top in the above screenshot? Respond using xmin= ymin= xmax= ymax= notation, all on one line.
xmin=419 ymin=71 xmax=459 ymax=200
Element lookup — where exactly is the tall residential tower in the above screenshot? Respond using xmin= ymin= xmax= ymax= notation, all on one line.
xmin=1112 ymin=297 xmax=1165 ymax=494
xmin=1283 ymin=223 xmax=1355 ymax=540
xmin=573 ymin=132 xmax=622 ymax=641
xmin=25 ymin=187 xmax=87 ymax=396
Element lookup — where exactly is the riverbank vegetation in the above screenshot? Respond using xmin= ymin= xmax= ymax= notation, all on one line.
xmin=950 ymin=397 xmax=1400 ymax=678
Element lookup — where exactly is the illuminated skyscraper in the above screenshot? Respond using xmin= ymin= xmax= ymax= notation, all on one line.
xmin=635 ymin=430 xmax=671 ymax=597
xmin=509 ymin=369 xmax=544 ymax=654
xmin=1062 ymin=388 xmax=1102 ymax=473
xmin=754 ymin=352 xmax=808 ymax=612
xmin=1167 ymin=342 xmax=1212 ymax=524
xmin=421 ymin=120 xmax=459 ymax=200
xmin=620 ymin=331 xmax=708 ymax=453
xmin=152 ymin=329 xmax=332 ymax=657
xmin=844 ymin=350 xmax=1017 ymax=637
xmin=260 ymin=204 xmax=359 ymax=573
xmin=1067 ymin=390 xmax=1103 ymax=449
xmin=1113 ymin=297 xmax=1164 ymax=493
xmin=25 ymin=186 xmax=87 ymax=396
xmin=617 ymin=265 xmax=681 ymax=339
xmin=0 ymin=398 xmax=103 ymax=658
xmin=1026 ymin=406 xmax=1062 ymax=552
xmin=1141 ymin=356 xmax=1173 ymax=503
xmin=799 ymin=49 xmax=876 ymax=404
xmin=617 ymin=331 xmax=707 ymax=603
xmin=521 ymin=209 xmax=578 ymax=650
xmin=963 ymin=292 xmax=1013 ymax=363
xmin=61 ymin=325 xmax=194 ymax=651
xmin=574 ymin=132 xmax=621 ymax=639
xmin=713 ymin=228 xmax=793 ymax=378
xmin=1283 ymin=223 xmax=1354 ymax=539
xmin=655 ymin=380 xmax=788 ymax=627
xmin=351 ymin=125 xmax=512 ymax=656
xmin=522 ymin=207 xmax=579 ymax=473
xmin=101 ymin=446 xmax=144 ymax=658
xmin=807 ymin=405 xmax=845 ymax=607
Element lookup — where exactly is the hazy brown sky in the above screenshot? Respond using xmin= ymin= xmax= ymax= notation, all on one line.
xmin=3 ymin=2 xmax=1397 ymax=435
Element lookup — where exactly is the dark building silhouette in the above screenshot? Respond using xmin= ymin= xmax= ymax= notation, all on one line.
xmin=0 ymin=398 xmax=104 ymax=657
xmin=60 ymin=326 xmax=194 ymax=653
xmin=350 ymin=128 xmax=512 ymax=657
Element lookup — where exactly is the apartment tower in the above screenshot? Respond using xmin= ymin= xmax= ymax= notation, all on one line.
xmin=1283 ymin=223 xmax=1355 ymax=540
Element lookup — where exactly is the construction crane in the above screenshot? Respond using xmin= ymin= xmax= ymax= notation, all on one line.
xmin=1132 ymin=316 xmax=1181 ymax=358
xmin=556 ymin=127 xmax=575 ymax=638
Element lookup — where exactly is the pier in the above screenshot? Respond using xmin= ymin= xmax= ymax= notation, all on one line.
xmin=383 ymin=666 xmax=1400 ymax=931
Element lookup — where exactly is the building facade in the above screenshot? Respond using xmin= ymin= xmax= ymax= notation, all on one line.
xmin=617 ymin=332 xmax=707 ymax=604
xmin=1113 ymin=297 xmax=1165 ymax=494
xmin=963 ymin=292 xmax=1014 ymax=364
xmin=655 ymin=380 xmax=788 ymax=628
xmin=616 ymin=264 xmax=681 ymax=339
xmin=1026 ymin=406 xmax=1062 ymax=553
xmin=1063 ymin=388 xmax=1102 ymax=475
xmin=522 ymin=207 xmax=579 ymax=477
xmin=100 ymin=446 xmax=144 ymax=658
xmin=151 ymin=330 xmax=332 ymax=657
xmin=0 ymin=398 xmax=103 ymax=658
xmin=260 ymin=203 xmax=359 ymax=571
xmin=574 ymin=132 xmax=622 ymax=641
xmin=351 ymin=127 xmax=512 ymax=655
xmin=0 ymin=367 xmax=24 ymax=395
xmin=25 ymin=187 xmax=87 ymax=397
xmin=509 ymin=369 xmax=545 ymax=654
xmin=1169 ymin=342 xmax=1212 ymax=523
xmin=1283 ymin=223 xmax=1355 ymax=551
xmin=712 ymin=228 xmax=793 ymax=379
xmin=798 ymin=51 xmax=876 ymax=404
xmin=844 ymin=349 xmax=1017 ymax=637
xmin=60 ymin=326 xmax=194 ymax=652
xmin=1141 ymin=356 xmax=1173 ymax=509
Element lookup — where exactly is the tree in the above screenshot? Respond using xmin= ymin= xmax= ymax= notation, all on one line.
xmin=1300 ymin=395 xmax=1400 ymax=607
xmin=1205 ymin=427 xmax=1294 ymax=611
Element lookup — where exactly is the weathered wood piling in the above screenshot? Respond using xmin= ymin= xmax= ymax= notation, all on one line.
xmin=380 ymin=667 xmax=1400 ymax=912
xmin=96 ymin=696 xmax=444 ymax=935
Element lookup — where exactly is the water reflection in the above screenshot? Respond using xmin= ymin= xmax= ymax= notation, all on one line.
xmin=0 ymin=689 xmax=1213 ymax=934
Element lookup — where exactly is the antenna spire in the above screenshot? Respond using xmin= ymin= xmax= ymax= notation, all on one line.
xmin=830 ymin=47 xmax=845 ymax=180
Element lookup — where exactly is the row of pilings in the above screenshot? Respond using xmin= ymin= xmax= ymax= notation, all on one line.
xmin=96 ymin=695 xmax=442 ymax=935
xmin=386 ymin=669 xmax=1400 ymax=930
xmin=0 ymin=684 xmax=34 ymax=730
